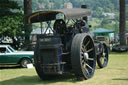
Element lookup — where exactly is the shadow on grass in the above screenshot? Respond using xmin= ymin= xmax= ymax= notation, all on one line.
xmin=0 ymin=74 xmax=77 ymax=85
xmin=0 ymin=66 xmax=23 ymax=70
xmin=112 ymin=78 xmax=128 ymax=81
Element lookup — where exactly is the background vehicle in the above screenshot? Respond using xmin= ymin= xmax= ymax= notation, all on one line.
xmin=95 ymin=36 xmax=110 ymax=47
xmin=112 ymin=45 xmax=128 ymax=52
xmin=21 ymin=43 xmax=36 ymax=51
xmin=0 ymin=45 xmax=34 ymax=68
xmin=27 ymin=5 xmax=109 ymax=80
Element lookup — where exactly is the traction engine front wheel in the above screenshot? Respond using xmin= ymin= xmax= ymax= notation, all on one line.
xmin=71 ymin=33 xmax=96 ymax=80
xmin=97 ymin=43 xmax=109 ymax=68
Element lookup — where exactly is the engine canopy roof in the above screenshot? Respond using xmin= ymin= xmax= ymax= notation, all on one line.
xmin=27 ymin=8 xmax=92 ymax=23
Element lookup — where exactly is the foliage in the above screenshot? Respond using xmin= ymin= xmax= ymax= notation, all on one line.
xmin=16 ymin=0 xmax=120 ymax=11
xmin=93 ymin=7 xmax=104 ymax=18
xmin=15 ymin=0 xmax=128 ymax=20
xmin=32 ymin=0 xmax=39 ymax=11
xmin=0 ymin=0 xmax=20 ymax=17
xmin=14 ymin=0 xmax=128 ymax=21
xmin=101 ymin=17 xmax=112 ymax=26
xmin=0 ymin=0 xmax=24 ymax=38
xmin=54 ymin=0 xmax=63 ymax=9
xmin=126 ymin=5 xmax=128 ymax=20
xmin=126 ymin=21 xmax=128 ymax=32
xmin=0 ymin=15 xmax=24 ymax=37
xmin=100 ymin=17 xmax=115 ymax=31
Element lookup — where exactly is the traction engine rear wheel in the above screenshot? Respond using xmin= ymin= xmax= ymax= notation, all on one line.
xmin=71 ymin=33 xmax=96 ymax=80
xmin=97 ymin=43 xmax=109 ymax=68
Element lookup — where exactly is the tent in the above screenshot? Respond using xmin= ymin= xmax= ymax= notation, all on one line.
xmin=92 ymin=28 xmax=114 ymax=34
xmin=92 ymin=28 xmax=115 ymax=44
xmin=92 ymin=28 xmax=114 ymax=36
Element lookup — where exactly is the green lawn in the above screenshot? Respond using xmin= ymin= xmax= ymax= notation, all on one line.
xmin=0 ymin=52 xmax=128 ymax=85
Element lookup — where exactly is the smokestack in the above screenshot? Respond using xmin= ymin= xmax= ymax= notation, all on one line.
xmin=81 ymin=5 xmax=88 ymax=22
xmin=81 ymin=5 xmax=87 ymax=8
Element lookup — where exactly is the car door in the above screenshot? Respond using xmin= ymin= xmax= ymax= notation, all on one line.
xmin=5 ymin=47 xmax=19 ymax=64
xmin=7 ymin=46 xmax=20 ymax=64
xmin=0 ymin=47 xmax=18 ymax=64
xmin=0 ymin=47 xmax=9 ymax=64
xmin=6 ymin=53 xmax=19 ymax=64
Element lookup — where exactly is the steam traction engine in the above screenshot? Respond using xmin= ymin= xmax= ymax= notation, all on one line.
xmin=27 ymin=7 xmax=109 ymax=80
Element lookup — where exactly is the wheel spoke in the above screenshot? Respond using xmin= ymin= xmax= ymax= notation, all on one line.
xmin=86 ymin=63 xmax=93 ymax=71
xmin=82 ymin=43 xmax=86 ymax=52
xmin=85 ymin=69 xmax=90 ymax=75
xmin=82 ymin=63 xmax=86 ymax=69
xmin=82 ymin=38 xmax=86 ymax=47
xmin=82 ymin=43 xmax=86 ymax=51
xmin=81 ymin=48 xmax=85 ymax=52
xmin=81 ymin=59 xmax=85 ymax=65
xmin=86 ymin=48 xmax=94 ymax=53
xmin=85 ymin=40 xmax=90 ymax=48
xmin=82 ymin=44 xmax=85 ymax=49
xmin=81 ymin=52 xmax=84 ymax=56
xmin=88 ymin=58 xmax=94 ymax=61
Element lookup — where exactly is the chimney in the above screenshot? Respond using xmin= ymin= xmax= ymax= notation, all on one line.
xmin=81 ymin=5 xmax=88 ymax=22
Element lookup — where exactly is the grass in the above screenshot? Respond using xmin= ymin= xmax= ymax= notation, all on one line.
xmin=0 ymin=52 xmax=128 ymax=85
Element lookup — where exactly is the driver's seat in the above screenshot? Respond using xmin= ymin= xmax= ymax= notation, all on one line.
xmin=54 ymin=19 xmax=67 ymax=34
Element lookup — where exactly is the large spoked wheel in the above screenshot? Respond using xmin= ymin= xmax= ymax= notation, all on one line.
xmin=71 ymin=33 xmax=96 ymax=80
xmin=97 ymin=43 xmax=109 ymax=68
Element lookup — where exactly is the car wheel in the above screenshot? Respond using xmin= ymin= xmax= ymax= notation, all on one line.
xmin=20 ymin=58 xmax=32 ymax=68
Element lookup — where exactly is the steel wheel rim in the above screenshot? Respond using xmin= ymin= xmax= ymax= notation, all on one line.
xmin=98 ymin=44 xmax=108 ymax=68
xmin=102 ymin=45 xmax=108 ymax=66
xmin=80 ymin=36 xmax=96 ymax=78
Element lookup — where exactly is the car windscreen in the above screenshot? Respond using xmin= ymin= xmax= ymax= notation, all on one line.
xmin=8 ymin=46 xmax=16 ymax=52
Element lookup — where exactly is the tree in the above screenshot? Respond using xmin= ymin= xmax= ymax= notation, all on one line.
xmin=0 ymin=0 xmax=23 ymax=37
xmin=54 ymin=0 xmax=63 ymax=9
xmin=101 ymin=17 xmax=111 ymax=26
xmin=32 ymin=0 xmax=39 ymax=11
xmin=0 ymin=0 xmax=20 ymax=17
xmin=0 ymin=0 xmax=24 ymax=49
xmin=94 ymin=7 xmax=104 ymax=18
xmin=24 ymin=0 xmax=32 ymax=43
xmin=119 ymin=0 xmax=126 ymax=45
xmin=126 ymin=5 xmax=128 ymax=20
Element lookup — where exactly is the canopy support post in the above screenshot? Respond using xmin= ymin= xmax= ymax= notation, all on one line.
xmin=40 ymin=22 xmax=43 ymax=34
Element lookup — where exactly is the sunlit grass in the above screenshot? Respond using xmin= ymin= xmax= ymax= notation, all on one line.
xmin=0 ymin=52 xmax=128 ymax=85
